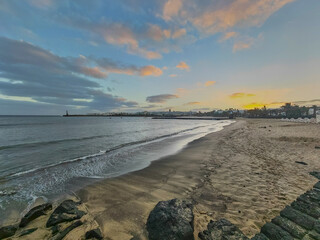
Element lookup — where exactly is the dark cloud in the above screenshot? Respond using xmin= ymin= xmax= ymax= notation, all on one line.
xmin=146 ymin=94 xmax=178 ymax=103
xmin=0 ymin=37 xmax=138 ymax=113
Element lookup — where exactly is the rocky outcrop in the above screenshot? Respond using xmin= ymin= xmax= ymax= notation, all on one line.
xmin=146 ymin=198 xmax=194 ymax=240
xmin=85 ymin=228 xmax=103 ymax=239
xmin=51 ymin=220 xmax=83 ymax=240
xmin=252 ymin=180 xmax=320 ymax=240
xmin=19 ymin=203 xmax=52 ymax=227
xmin=0 ymin=225 xmax=17 ymax=239
xmin=198 ymin=219 xmax=248 ymax=240
xmin=46 ymin=200 xmax=85 ymax=227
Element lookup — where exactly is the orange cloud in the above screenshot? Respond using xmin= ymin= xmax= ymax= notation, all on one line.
xmin=139 ymin=66 xmax=163 ymax=76
xmin=101 ymin=23 xmax=161 ymax=59
xmin=172 ymin=28 xmax=187 ymax=39
xmin=81 ymin=66 xmax=107 ymax=79
xmin=191 ymin=0 xmax=294 ymax=34
xmin=205 ymin=81 xmax=216 ymax=86
xmin=163 ymin=0 xmax=182 ymax=21
xmin=220 ymin=32 xmax=237 ymax=42
xmin=169 ymin=74 xmax=178 ymax=77
xmin=176 ymin=61 xmax=190 ymax=70
xmin=230 ymin=92 xmax=256 ymax=99
xmin=185 ymin=101 xmax=201 ymax=105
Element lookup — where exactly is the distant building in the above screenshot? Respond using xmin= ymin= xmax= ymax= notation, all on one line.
xmin=309 ymin=108 xmax=314 ymax=116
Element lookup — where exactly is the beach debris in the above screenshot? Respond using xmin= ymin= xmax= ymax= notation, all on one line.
xmin=85 ymin=228 xmax=103 ymax=240
xmin=51 ymin=220 xmax=83 ymax=240
xmin=46 ymin=200 xmax=85 ymax=227
xmin=19 ymin=227 xmax=38 ymax=237
xmin=146 ymin=198 xmax=194 ymax=240
xmin=198 ymin=218 xmax=248 ymax=240
xmin=0 ymin=225 xmax=17 ymax=239
xmin=295 ymin=161 xmax=308 ymax=165
xmin=309 ymin=171 xmax=320 ymax=180
xmin=19 ymin=203 xmax=52 ymax=227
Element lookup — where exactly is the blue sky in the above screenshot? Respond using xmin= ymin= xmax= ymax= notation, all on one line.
xmin=0 ymin=0 xmax=319 ymax=114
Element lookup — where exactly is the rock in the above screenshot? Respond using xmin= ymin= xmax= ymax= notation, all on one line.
xmin=46 ymin=200 xmax=85 ymax=227
xmin=51 ymin=220 xmax=83 ymax=240
xmin=295 ymin=161 xmax=308 ymax=165
xmin=85 ymin=228 xmax=103 ymax=239
xmin=310 ymin=171 xmax=320 ymax=180
xmin=251 ymin=233 xmax=269 ymax=240
xmin=315 ymin=146 xmax=320 ymax=149
xmin=19 ymin=203 xmax=52 ymax=227
xmin=280 ymin=206 xmax=316 ymax=230
xmin=0 ymin=225 xmax=17 ymax=239
xmin=146 ymin=198 xmax=194 ymax=240
xmin=291 ymin=199 xmax=320 ymax=219
xmin=271 ymin=216 xmax=306 ymax=239
xmin=198 ymin=219 xmax=248 ymax=240
xmin=314 ymin=182 xmax=320 ymax=190
xmin=261 ymin=222 xmax=293 ymax=240
xmin=19 ymin=228 xmax=38 ymax=237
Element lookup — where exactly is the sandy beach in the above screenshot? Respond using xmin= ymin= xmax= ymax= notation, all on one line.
xmin=75 ymin=119 xmax=320 ymax=239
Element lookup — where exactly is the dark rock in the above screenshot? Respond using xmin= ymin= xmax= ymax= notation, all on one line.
xmin=198 ymin=219 xmax=248 ymax=240
xmin=261 ymin=222 xmax=293 ymax=240
xmin=271 ymin=216 xmax=306 ymax=238
xmin=19 ymin=203 xmax=52 ymax=227
xmin=315 ymin=146 xmax=320 ymax=149
xmin=0 ymin=225 xmax=17 ymax=239
xmin=291 ymin=199 xmax=320 ymax=219
xmin=280 ymin=206 xmax=316 ymax=230
xmin=250 ymin=233 xmax=269 ymax=240
xmin=51 ymin=220 xmax=83 ymax=240
xmin=310 ymin=171 xmax=320 ymax=180
xmin=19 ymin=228 xmax=37 ymax=237
xmin=314 ymin=182 xmax=320 ymax=190
xmin=146 ymin=198 xmax=194 ymax=240
xmin=295 ymin=161 xmax=308 ymax=165
xmin=46 ymin=200 xmax=85 ymax=227
xmin=51 ymin=225 xmax=62 ymax=236
xmin=85 ymin=228 xmax=103 ymax=239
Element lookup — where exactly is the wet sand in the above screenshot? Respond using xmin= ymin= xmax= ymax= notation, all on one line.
xmin=77 ymin=119 xmax=320 ymax=239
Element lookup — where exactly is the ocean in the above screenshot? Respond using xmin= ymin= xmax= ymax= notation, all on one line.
xmin=0 ymin=116 xmax=233 ymax=224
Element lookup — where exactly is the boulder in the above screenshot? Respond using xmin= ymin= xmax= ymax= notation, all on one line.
xmin=198 ymin=219 xmax=248 ymax=240
xmin=46 ymin=200 xmax=85 ymax=227
xmin=19 ymin=228 xmax=38 ymax=237
xmin=19 ymin=203 xmax=52 ymax=227
xmin=0 ymin=225 xmax=17 ymax=239
xmin=85 ymin=228 xmax=103 ymax=239
xmin=146 ymin=198 xmax=194 ymax=240
xmin=51 ymin=220 xmax=83 ymax=240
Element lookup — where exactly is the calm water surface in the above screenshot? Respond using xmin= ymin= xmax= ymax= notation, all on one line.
xmin=0 ymin=116 xmax=233 ymax=224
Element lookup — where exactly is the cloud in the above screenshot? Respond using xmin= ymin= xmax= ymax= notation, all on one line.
xmin=163 ymin=0 xmax=183 ymax=21
xmin=139 ymin=65 xmax=163 ymax=76
xmin=172 ymin=28 xmax=187 ymax=39
xmin=176 ymin=61 xmax=190 ymax=70
xmin=205 ymin=81 xmax=216 ymax=87
xmin=185 ymin=101 xmax=201 ymax=105
xmin=229 ymin=93 xmax=256 ymax=99
xmin=0 ymin=37 xmax=139 ymax=112
xmin=146 ymin=94 xmax=179 ymax=103
xmin=220 ymin=32 xmax=237 ymax=42
xmin=165 ymin=0 xmax=294 ymax=35
xmin=169 ymin=74 xmax=178 ymax=77
xmin=233 ymin=34 xmax=263 ymax=52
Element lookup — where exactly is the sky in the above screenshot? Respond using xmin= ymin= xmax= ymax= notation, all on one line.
xmin=0 ymin=0 xmax=319 ymax=115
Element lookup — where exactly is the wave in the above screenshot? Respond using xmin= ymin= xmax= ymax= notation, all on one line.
xmin=7 ymin=124 xmax=208 ymax=179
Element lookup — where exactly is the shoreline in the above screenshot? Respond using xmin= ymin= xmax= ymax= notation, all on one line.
xmin=2 ymin=119 xmax=320 ymax=239
xmin=76 ymin=119 xmax=320 ymax=239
